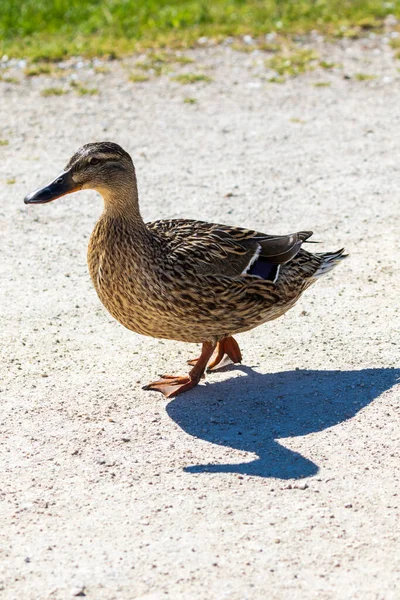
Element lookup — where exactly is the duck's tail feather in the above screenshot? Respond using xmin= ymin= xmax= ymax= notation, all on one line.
xmin=313 ymin=248 xmax=348 ymax=279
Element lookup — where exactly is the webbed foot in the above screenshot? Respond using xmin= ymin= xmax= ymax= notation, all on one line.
xmin=144 ymin=341 xmax=216 ymax=398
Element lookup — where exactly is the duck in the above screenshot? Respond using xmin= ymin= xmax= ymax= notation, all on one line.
xmin=24 ymin=141 xmax=347 ymax=398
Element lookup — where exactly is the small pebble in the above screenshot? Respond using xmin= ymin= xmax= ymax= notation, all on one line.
xmin=71 ymin=586 xmax=86 ymax=597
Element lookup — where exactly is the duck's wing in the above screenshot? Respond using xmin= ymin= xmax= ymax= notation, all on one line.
xmin=146 ymin=218 xmax=312 ymax=280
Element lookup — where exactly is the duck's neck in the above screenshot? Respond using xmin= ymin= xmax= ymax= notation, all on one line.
xmin=99 ymin=174 xmax=144 ymax=226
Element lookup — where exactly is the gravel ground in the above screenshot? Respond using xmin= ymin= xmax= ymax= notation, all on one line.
xmin=1 ymin=34 xmax=400 ymax=600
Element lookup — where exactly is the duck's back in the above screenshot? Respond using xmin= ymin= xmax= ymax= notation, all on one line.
xmin=147 ymin=218 xmax=312 ymax=279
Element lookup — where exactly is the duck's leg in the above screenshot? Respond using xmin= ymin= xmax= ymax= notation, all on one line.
xmin=187 ymin=336 xmax=242 ymax=371
xmin=143 ymin=341 xmax=216 ymax=398
xmin=208 ymin=336 xmax=242 ymax=370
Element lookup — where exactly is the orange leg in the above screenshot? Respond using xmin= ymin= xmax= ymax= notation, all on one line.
xmin=209 ymin=336 xmax=242 ymax=369
xmin=187 ymin=336 xmax=242 ymax=371
xmin=143 ymin=341 xmax=216 ymax=398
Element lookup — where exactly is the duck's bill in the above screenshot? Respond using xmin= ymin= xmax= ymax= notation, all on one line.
xmin=24 ymin=170 xmax=79 ymax=204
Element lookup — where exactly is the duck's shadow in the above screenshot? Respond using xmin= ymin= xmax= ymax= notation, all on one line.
xmin=166 ymin=367 xmax=399 ymax=479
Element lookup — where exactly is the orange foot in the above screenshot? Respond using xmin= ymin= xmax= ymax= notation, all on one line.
xmin=143 ymin=374 xmax=199 ymax=398
xmin=187 ymin=336 xmax=242 ymax=371
xmin=143 ymin=341 xmax=216 ymax=398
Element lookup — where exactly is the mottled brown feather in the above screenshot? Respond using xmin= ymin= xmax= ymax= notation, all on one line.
xmin=88 ymin=213 xmax=345 ymax=344
xmin=27 ymin=141 xmax=347 ymax=346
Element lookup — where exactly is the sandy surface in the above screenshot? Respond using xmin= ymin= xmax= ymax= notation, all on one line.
xmin=1 ymin=34 xmax=400 ymax=599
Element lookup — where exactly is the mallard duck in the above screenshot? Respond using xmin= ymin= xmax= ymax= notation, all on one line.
xmin=24 ymin=142 xmax=346 ymax=397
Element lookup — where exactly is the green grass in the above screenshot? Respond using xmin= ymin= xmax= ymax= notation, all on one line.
xmin=319 ymin=60 xmax=342 ymax=69
xmin=0 ymin=139 xmax=9 ymax=146
xmin=1 ymin=1 xmax=400 ymax=60
xmin=313 ymin=81 xmax=331 ymax=86
xmin=267 ymin=48 xmax=318 ymax=78
xmin=69 ymin=80 xmax=99 ymax=94
xmin=24 ymin=63 xmax=53 ymax=76
xmin=135 ymin=51 xmax=194 ymax=76
xmin=172 ymin=72 xmax=212 ymax=84
xmin=129 ymin=72 xmax=150 ymax=82
xmin=0 ymin=74 xmax=19 ymax=83
xmin=76 ymin=85 xmax=99 ymax=95
xmin=94 ymin=65 xmax=110 ymax=74
xmin=231 ymin=40 xmax=279 ymax=53
xmin=390 ymin=37 xmax=400 ymax=58
xmin=354 ymin=72 xmax=377 ymax=80
xmin=41 ymin=86 xmax=67 ymax=96
xmin=184 ymin=96 xmax=197 ymax=103
xmin=268 ymin=75 xmax=286 ymax=83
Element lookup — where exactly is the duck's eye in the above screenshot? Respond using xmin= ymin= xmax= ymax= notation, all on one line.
xmin=88 ymin=157 xmax=100 ymax=166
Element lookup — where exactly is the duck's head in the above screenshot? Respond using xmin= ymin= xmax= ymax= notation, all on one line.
xmin=24 ymin=142 xmax=136 ymax=207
